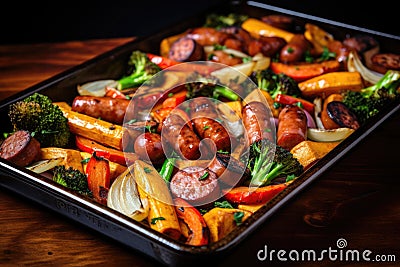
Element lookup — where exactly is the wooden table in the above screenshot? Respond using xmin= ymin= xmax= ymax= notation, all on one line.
xmin=0 ymin=39 xmax=399 ymax=267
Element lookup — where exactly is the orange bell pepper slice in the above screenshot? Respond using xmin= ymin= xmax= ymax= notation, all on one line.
xmin=174 ymin=197 xmax=209 ymax=246
xmin=86 ymin=152 xmax=111 ymax=204
xmin=270 ymin=60 xmax=340 ymax=82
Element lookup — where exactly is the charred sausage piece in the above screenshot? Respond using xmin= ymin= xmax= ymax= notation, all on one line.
xmin=170 ymin=166 xmax=220 ymax=207
xmin=277 ymin=105 xmax=307 ymax=151
xmin=219 ymin=26 xmax=252 ymax=46
xmin=261 ymin=14 xmax=295 ymax=31
xmin=242 ymin=101 xmax=274 ymax=146
xmin=168 ymin=37 xmax=204 ymax=62
xmin=279 ymin=34 xmax=311 ymax=63
xmin=369 ymin=53 xmax=400 ymax=74
xmin=71 ymin=96 xmax=130 ymax=124
xmin=190 ymin=97 xmax=231 ymax=153
xmin=134 ymin=132 xmax=165 ymax=165
xmin=0 ymin=130 xmax=41 ymax=167
xmin=186 ymin=27 xmax=229 ymax=46
xmin=162 ymin=113 xmax=201 ymax=160
xmin=343 ymin=34 xmax=379 ymax=54
xmin=326 ymin=101 xmax=360 ymax=130
xmin=223 ymin=38 xmax=244 ymax=51
xmin=207 ymin=152 xmax=250 ymax=187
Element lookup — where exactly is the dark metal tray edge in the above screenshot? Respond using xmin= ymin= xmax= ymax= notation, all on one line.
xmin=1 ymin=1 xmax=399 ymax=266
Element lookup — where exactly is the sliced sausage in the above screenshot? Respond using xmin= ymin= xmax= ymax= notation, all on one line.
xmin=134 ymin=132 xmax=165 ymax=165
xmin=242 ymin=101 xmax=274 ymax=146
xmin=207 ymin=152 xmax=250 ymax=187
xmin=279 ymin=34 xmax=311 ymax=63
xmin=189 ymin=97 xmax=231 ymax=153
xmin=247 ymin=36 xmax=286 ymax=57
xmin=186 ymin=27 xmax=229 ymax=46
xmin=161 ymin=113 xmax=201 ymax=160
xmin=277 ymin=105 xmax=307 ymax=151
xmin=327 ymin=101 xmax=360 ymax=130
xmin=0 ymin=130 xmax=41 ymax=167
xmin=71 ymin=96 xmax=130 ymax=124
xmin=369 ymin=53 xmax=400 ymax=74
xmin=170 ymin=166 xmax=220 ymax=207
xmin=168 ymin=37 xmax=204 ymax=62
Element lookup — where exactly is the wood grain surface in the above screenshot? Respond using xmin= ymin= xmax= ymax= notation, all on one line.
xmin=0 ymin=39 xmax=399 ymax=267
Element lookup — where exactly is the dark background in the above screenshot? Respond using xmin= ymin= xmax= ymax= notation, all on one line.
xmin=1 ymin=0 xmax=398 ymax=44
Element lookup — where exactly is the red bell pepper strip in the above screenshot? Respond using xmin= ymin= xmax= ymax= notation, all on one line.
xmin=147 ymin=53 xmax=179 ymax=69
xmin=174 ymin=197 xmax=209 ymax=246
xmin=275 ymin=93 xmax=315 ymax=114
xmin=162 ymin=89 xmax=188 ymax=108
xmin=86 ymin=152 xmax=111 ymax=205
xmin=75 ymin=135 xmax=138 ymax=166
xmin=270 ymin=60 xmax=340 ymax=82
xmin=223 ymin=183 xmax=288 ymax=205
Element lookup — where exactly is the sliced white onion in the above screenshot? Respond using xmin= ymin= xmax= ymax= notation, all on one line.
xmin=26 ymin=158 xmax=64 ymax=174
xmin=313 ymin=97 xmax=325 ymax=130
xmin=107 ymin=167 xmax=149 ymax=221
xmin=347 ymin=51 xmax=383 ymax=85
xmin=307 ymin=127 xmax=355 ymax=142
xmin=77 ymin=79 xmax=119 ymax=97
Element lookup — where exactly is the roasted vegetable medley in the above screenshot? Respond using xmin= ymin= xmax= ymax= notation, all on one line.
xmin=1 ymin=12 xmax=399 ymax=246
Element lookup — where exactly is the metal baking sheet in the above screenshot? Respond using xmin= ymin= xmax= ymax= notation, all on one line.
xmin=0 ymin=1 xmax=399 ymax=266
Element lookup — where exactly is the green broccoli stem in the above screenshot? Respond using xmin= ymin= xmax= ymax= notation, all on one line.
xmin=117 ymin=75 xmax=149 ymax=90
xmin=159 ymin=157 xmax=176 ymax=183
xmin=361 ymin=70 xmax=400 ymax=98
xmin=213 ymin=85 xmax=239 ymax=101
xmin=250 ymin=162 xmax=283 ymax=187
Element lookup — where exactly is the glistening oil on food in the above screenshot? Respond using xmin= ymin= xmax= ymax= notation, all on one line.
xmin=1 ymin=10 xmax=399 ymax=248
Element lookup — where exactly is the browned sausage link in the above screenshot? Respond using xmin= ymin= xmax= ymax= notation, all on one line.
xmin=327 ymin=40 xmax=350 ymax=64
xmin=219 ymin=26 xmax=252 ymax=46
xmin=277 ymin=105 xmax=307 ymax=151
xmin=170 ymin=166 xmax=220 ymax=207
xmin=370 ymin=53 xmax=400 ymax=74
xmin=71 ymin=96 xmax=130 ymax=125
xmin=189 ymin=98 xmax=231 ymax=152
xmin=186 ymin=27 xmax=229 ymax=46
xmin=168 ymin=37 xmax=204 ymax=62
xmin=242 ymin=101 xmax=274 ymax=146
xmin=134 ymin=132 xmax=165 ymax=165
xmin=208 ymin=50 xmax=243 ymax=66
xmin=0 ymin=130 xmax=41 ymax=167
xmin=248 ymin=36 xmax=286 ymax=57
xmin=162 ymin=113 xmax=201 ymax=160
xmin=207 ymin=152 xmax=250 ymax=187
xmin=279 ymin=34 xmax=311 ymax=63
xmin=342 ymin=34 xmax=379 ymax=54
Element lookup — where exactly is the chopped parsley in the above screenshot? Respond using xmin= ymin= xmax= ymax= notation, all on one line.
xmin=144 ymin=167 xmax=152 ymax=173
xmin=151 ymin=217 xmax=165 ymax=225
xmin=214 ymin=200 xmax=234 ymax=209
xmin=233 ymin=211 xmax=244 ymax=226
xmin=199 ymin=171 xmax=209 ymax=181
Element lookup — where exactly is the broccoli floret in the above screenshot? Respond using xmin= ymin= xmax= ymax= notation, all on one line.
xmin=343 ymin=70 xmax=400 ymax=125
xmin=117 ymin=50 xmax=162 ymax=90
xmin=8 ymin=93 xmax=71 ymax=147
xmin=242 ymin=138 xmax=303 ymax=187
xmin=185 ymin=72 xmax=239 ymax=101
xmin=53 ymin=165 xmax=92 ymax=197
xmin=252 ymin=69 xmax=302 ymax=99
xmin=204 ymin=13 xmax=249 ymax=29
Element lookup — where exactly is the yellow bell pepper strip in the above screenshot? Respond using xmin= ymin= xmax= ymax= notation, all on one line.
xmin=55 ymin=102 xmax=125 ymax=150
xmin=223 ymin=183 xmax=288 ymax=205
xmin=174 ymin=197 xmax=210 ymax=246
xmin=134 ymin=160 xmax=182 ymax=240
xmin=241 ymin=17 xmax=294 ymax=42
xmin=85 ymin=152 xmax=111 ymax=205
xmin=298 ymin=71 xmax=364 ymax=98
xmin=270 ymin=60 xmax=341 ymax=82
xmin=75 ymin=135 xmax=138 ymax=166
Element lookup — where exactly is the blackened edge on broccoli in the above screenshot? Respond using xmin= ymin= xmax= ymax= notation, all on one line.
xmin=53 ymin=165 xmax=92 ymax=197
